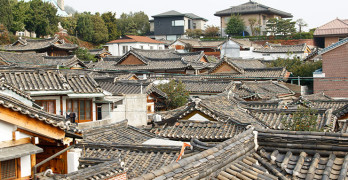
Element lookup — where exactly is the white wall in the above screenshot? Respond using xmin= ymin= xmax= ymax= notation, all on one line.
xmin=105 ymin=43 xmax=165 ymax=56
xmin=0 ymin=121 xmax=16 ymax=142
xmin=252 ymin=52 xmax=306 ymax=61
xmin=193 ymin=20 xmax=206 ymax=30
xmin=188 ymin=113 xmax=209 ymax=122
xmin=67 ymin=148 xmax=81 ymax=173
xmin=20 ymin=155 xmax=31 ymax=177
xmin=124 ymin=94 xmax=147 ymax=127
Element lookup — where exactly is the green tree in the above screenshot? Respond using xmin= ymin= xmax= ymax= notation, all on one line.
xmin=204 ymin=25 xmax=220 ymax=37
xmin=133 ymin=11 xmax=150 ymax=35
xmin=101 ymin=12 xmax=120 ymax=41
xmin=266 ymin=18 xmax=278 ymax=36
xmin=91 ymin=13 xmax=108 ymax=44
xmin=0 ymin=0 xmax=13 ymax=30
xmin=9 ymin=0 xmax=29 ymax=33
xmin=281 ymin=106 xmax=319 ymax=131
xmin=157 ymin=80 xmax=189 ymax=110
xmin=25 ymin=0 xmax=58 ymax=37
xmin=117 ymin=11 xmax=150 ymax=35
xmin=74 ymin=47 xmax=96 ymax=62
xmin=276 ymin=19 xmax=296 ymax=36
xmin=225 ymin=14 xmax=245 ymax=36
xmin=76 ymin=12 xmax=94 ymax=42
xmin=59 ymin=15 xmax=78 ymax=35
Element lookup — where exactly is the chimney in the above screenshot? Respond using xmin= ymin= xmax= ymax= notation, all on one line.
xmin=57 ymin=0 xmax=64 ymax=11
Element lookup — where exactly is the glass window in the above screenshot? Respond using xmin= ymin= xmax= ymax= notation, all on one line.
xmin=122 ymin=46 xmax=128 ymax=54
xmin=66 ymin=99 xmax=92 ymax=122
xmin=79 ymin=100 xmax=85 ymax=120
xmin=172 ymin=20 xmax=184 ymax=26
xmin=150 ymin=46 xmax=154 ymax=50
xmin=86 ymin=102 xmax=91 ymax=120
xmin=36 ymin=100 xmax=56 ymax=114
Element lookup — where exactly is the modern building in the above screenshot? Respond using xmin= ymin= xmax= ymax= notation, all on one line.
xmin=314 ymin=18 xmax=348 ymax=48
xmin=104 ymin=35 xmax=165 ymax=56
xmin=214 ymin=1 xmax=293 ymax=37
xmin=150 ymin=10 xmax=208 ymax=40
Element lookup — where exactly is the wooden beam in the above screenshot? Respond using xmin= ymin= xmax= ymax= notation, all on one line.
xmin=0 ymin=137 xmax=31 ymax=149
xmin=0 ymin=106 xmax=65 ymax=140
xmin=31 ymin=154 xmax=36 ymax=178
xmin=17 ymin=128 xmax=56 ymax=143
xmin=17 ymin=158 xmax=21 ymax=179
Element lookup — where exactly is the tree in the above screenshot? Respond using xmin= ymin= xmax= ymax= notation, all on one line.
xmin=281 ymin=106 xmax=320 ymax=131
xmin=101 ymin=12 xmax=120 ymax=41
xmin=248 ymin=18 xmax=257 ymax=36
xmin=276 ymin=19 xmax=296 ymax=36
xmin=225 ymin=14 xmax=245 ymax=36
xmin=91 ymin=13 xmax=108 ymax=44
xmin=0 ymin=0 xmax=13 ymax=30
xmin=9 ymin=0 xmax=29 ymax=33
xmin=59 ymin=15 xmax=78 ymax=35
xmin=132 ymin=11 xmax=150 ymax=35
xmin=157 ymin=80 xmax=189 ymax=110
xmin=74 ymin=47 xmax=96 ymax=62
xmin=266 ymin=18 xmax=278 ymax=36
xmin=204 ymin=25 xmax=220 ymax=37
xmin=25 ymin=0 xmax=58 ymax=37
xmin=117 ymin=11 xmax=150 ymax=35
xmin=185 ymin=29 xmax=203 ymax=38
xmin=296 ymin=19 xmax=308 ymax=33
xmin=76 ymin=12 xmax=94 ymax=42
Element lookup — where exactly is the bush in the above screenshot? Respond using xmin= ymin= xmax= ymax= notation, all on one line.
xmin=157 ymin=80 xmax=189 ymax=110
xmin=281 ymin=106 xmax=320 ymax=131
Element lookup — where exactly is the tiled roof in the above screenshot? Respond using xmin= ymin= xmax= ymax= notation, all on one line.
xmin=254 ymin=43 xmax=308 ymax=53
xmin=0 ymin=77 xmax=32 ymax=100
xmin=249 ymin=108 xmax=335 ymax=131
xmin=88 ymin=48 xmax=111 ymax=56
xmin=3 ymin=36 xmax=78 ymax=51
xmin=177 ymin=39 xmax=225 ymax=48
xmin=301 ymin=92 xmax=333 ymax=101
xmin=232 ymin=81 xmax=295 ymax=100
xmin=149 ymin=120 xmax=246 ymax=141
xmin=77 ymin=143 xmax=182 ymax=179
xmin=98 ymin=80 xmax=167 ymax=98
xmin=155 ymin=94 xmax=260 ymax=125
xmin=240 ymin=100 xmax=281 ymax=109
xmin=307 ymin=100 xmax=348 ymax=111
xmin=314 ymin=18 xmax=348 ymax=36
xmin=82 ymin=120 xmax=156 ymax=145
xmin=107 ymin=35 xmax=164 ymax=44
xmin=214 ymin=1 xmax=293 ymax=18
xmin=184 ymin=13 xmax=208 ymax=21
xmin=209 ymin=58 xmax=266 ymax=73
xmin=0 ymin=93 xmax=69 ymax=131
xmin=181 ymin=80 xmax=234 ymax=94
xmin=44 ymin=55 xmax=87 ymax=68
xmin=152 ymin=10 xmax=186 ymax=17
xmin=0 ymin=69 xmax=102 ymax=94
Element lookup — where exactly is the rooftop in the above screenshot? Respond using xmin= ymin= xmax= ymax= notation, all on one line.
xmin=107 ymin=35 xmax=165 ymax=44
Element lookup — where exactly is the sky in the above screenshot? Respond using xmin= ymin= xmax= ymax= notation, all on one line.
xmin=65 ymin=0 xmax=348 ymax=31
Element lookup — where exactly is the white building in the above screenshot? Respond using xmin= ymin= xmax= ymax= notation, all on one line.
xmin=104 ymin=35 xmax=165 ymax=56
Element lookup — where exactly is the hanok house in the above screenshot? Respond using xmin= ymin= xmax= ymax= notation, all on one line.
xmin=214 ymin=1 xmax=293 ymax=37
xmin=253 ymin=43 xmax=312 ymax=61
xmin=88 ymin=48 xmax=112 ymax=60
xmin=2 ymin=36 xmax=78 ymax=56
xmin=170 ymin=39 xmax=225 ymax=56
xmin=208 ymin=57 xmax=291 ymax=81
xmin=0 ymin=69 xmax=104 ymax=123
xmin=314 ymin=37 xmax=348 ymax=98
xmin=314 ymin=18 xmax=348 ymax=48
xmin=0 ymin=79 xmax=82 ymax=178
xmin=90 ymin=48 xmax=210 ymax=76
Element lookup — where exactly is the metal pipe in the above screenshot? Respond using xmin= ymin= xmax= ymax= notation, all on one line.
xmin=33 ymin=145 xmax=75 ymax=180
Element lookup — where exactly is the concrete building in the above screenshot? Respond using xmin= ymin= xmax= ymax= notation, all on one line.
xmin=214 ymin=1 xmax=293 ymax=37
xmin=104 ymin=35 xmax=165 ymax=56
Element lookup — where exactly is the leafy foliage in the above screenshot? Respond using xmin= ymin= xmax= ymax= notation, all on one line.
xmin=73 ymin=47 xmax=96 ymax=62
xmin=248 ymin=18 xmax=259 ymax=36
xmin=204 ymin=25 xmax=220 ymax=37
xmin=117 ymin=11 xmax=150 ymax=36
xmin=91 ymin=13 xmax=108 ymax=44
xmin=185 ymin=29 xmax=203 ymax=38
xmin=267 ymin=58 xmax=322 ymax=78
xmin=0 ymin=24 xmax=17 ymax=45
xmin=225 ymin=14 xmax=245 ymax=36
xmin=59 ymin=15 xmax=78 ymax=35
xmin=9 ymin=0 xmax=28 ymax=32
xmin=281 ymin=106 xmax=320 ymax=131
xmin=266 ymin=18 xmax=296 ymax=36
xmin=101 ymin=12 xmax=120 ymax=41
xmin=0 ymin=0 xmax=13 ymax=30
xmin=76 ymin=12 xmax=94 ymax=42
xmin=157 ymin=80 xmax=189 ymax=110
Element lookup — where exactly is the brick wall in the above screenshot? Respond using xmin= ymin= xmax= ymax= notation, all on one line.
xmin=314 ymin=43 xmax=348 ymax=98
xmin=119 ymin=54 xmax=145 ymax=65
xmin=325 ymin=37 xmax=339 ymax=48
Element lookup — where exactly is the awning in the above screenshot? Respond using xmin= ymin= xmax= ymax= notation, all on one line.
xmin=0 ymin=144 xmax=43 ymax=161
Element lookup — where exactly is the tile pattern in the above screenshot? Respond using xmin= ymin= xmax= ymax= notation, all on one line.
xmin=254 ymin=43 xmax=308 ymax=53
xmin=182 ymin=80 xmax=234 ymax=94
xmin=149 ymin=120 xmax=246 ymax=141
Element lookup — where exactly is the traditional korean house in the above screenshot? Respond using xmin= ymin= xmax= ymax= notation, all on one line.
xmin=253 ymin=43 xmax=312 ymax=61
xmin=0 ymin=79 xmax=82 ymax=178
xmin=180 ymin=80 xmax=234 ymax=97
xmin=2 ymin=36 xmax=78 ymax=56
xmin=90 ymin=48 xmax=210 ymax=76
xmin=88 ymin=48 xmax=112 ymax=60
xmin=0 ymin=69 xmax=104 ymax=123
xmin=208 ymin=57 xmax=290 ymax=81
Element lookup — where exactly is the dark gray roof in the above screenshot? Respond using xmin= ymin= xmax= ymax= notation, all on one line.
xmin=98 ymin=80 xmax=167 ymax=98
xmin=82 ymin=120 xmax=156 ymax=145
xmin=3 ymin=36 xmax=78 ymax=52
xmin=152 ymin=10 xmax=186 ymax=17
xmin=254 ymin=43 xmax=308 ymax=53
xmin=0 ymin=69 xmax=102 ymax=93
xmin=214 ymin=1 xmax=293 ymax=18
xmin=301 ymin=92 xmax=333 ymax=101
xmin=0 ymin=144 xmax=43 ymax=161
xmin=181 ymin=80 xmax=234 ymax=94
xmin=149 ymin=120 xmax=246 ymax=141
xmin=44 ymin=55 xmax=87 ymax=68
xmin=184 ymin=13 xmax=208 ymax=21
xmin=88 ymin=48 xmax=111 ymax=56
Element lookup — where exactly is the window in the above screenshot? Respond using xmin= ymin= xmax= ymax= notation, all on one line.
xmin=122 ymin=46 xmax=128 ymax=54
xmin=193 ymin=23 xmax=197 ymax=29
xmin=172 ymin=20 xmax=185 ymax=26
xmin=66 ymin=99 xmax=92 ymax=123
xmin=159 ymin=47 xmax=163 ymax=50
xmin=1 ymin=159 xmax=17 ymax=180
xmin=262 ymin=15 xmax=267 ymax=25
xmin=36 ymin=100 xmax=56 ymax=114
xmin=140 ymin=45 xmax=144 ymax=49
xmin=150 ymin=46 xmax=154 ymax=50
xmin=262 ymin=53 xmax=271 ymax=56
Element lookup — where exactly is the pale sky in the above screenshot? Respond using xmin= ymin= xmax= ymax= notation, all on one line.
xmin=65 ymin=0 xmax=348 ymax=31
